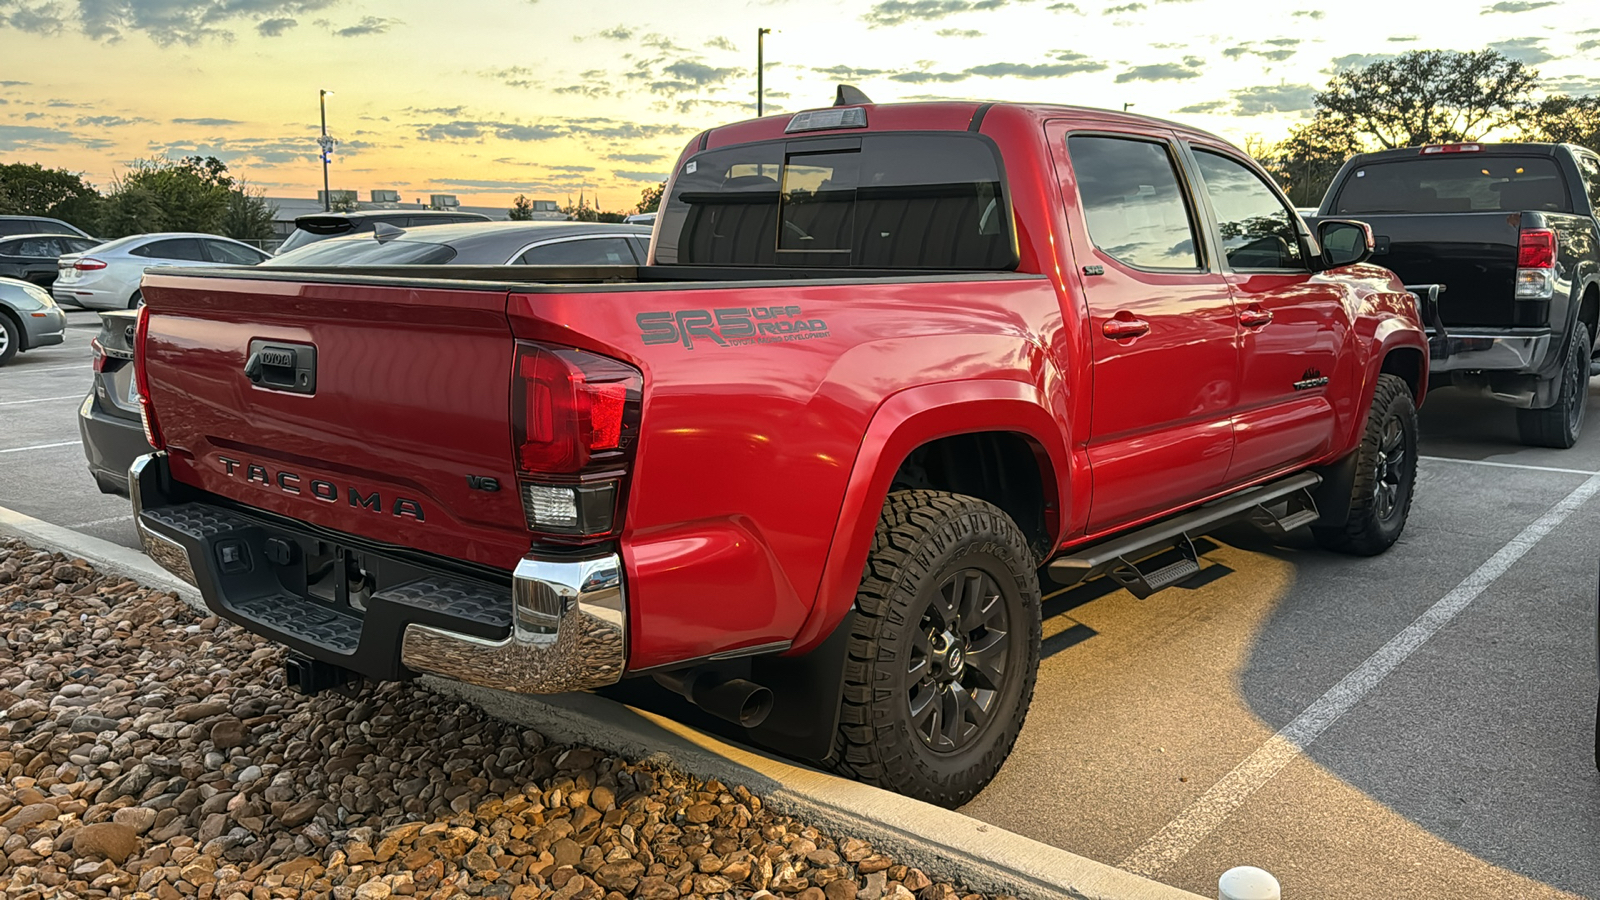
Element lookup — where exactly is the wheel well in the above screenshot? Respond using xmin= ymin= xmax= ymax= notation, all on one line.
xmin=889 ymin=431 xmax=1055 ymax=562
xmin=1579 ymin=283 xmax=1599 ymax=354
xmin=1380 ymin=347 xmax=1424 ymax=403
xmin=0 ymin=306 xmax=25 ymax=351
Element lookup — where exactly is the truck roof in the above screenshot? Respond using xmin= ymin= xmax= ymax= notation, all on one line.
xmin=696 ymin=100 xmax=1232 ymax=153
xmin=1343 ymin=142 xmax=1575 ymax=166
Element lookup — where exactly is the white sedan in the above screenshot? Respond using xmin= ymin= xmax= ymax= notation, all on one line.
xmin=52 ymin=232 xmax=270 ymax=310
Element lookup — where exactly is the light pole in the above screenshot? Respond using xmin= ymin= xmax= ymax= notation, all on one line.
xmin=1122 ymin=102 xmax=1134 ymax=112
xmin=756 ymin=28 xmax=771 ymax=117
xmin=318 ymin=89 xmax=334 ymax=211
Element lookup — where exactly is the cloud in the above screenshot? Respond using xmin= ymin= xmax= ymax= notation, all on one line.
xmin=430 ymin=178 xmax=570 ymax=191
xmin=862 ymin=0 xmax=1007 ymax=27
xmin=890 ymin=70 xmax=969 ymax=83
xmin=967 ymin=57 xmax=1107 ymax=77
xmin=607 ymin=152 xmax=666 ymax=163
xmin=1580 ymin=39 xmax=1600 ymax=52
xmin=1115 ymin=57 xmax=1203 ymax=82
xmin=1231 ymin=83 xmax=1317 ymax=115
xmin=256 ymin=17 xmax=295 ymax=36
xmin=1103 ymin=2 xmax=1144 ymax=13
xmin=614 ymin=169 xmax=668 ymax=182
xmin=482 ymin=66 xmax=539 ymax=89
xmin=76 ymin=115 xmax=151 ymax=127
xmin=416 ymin=117 xmax=691 ymax=145
xmin=592 ymin=25 xmax=633 ymax=40
xmin=1388 ymin=35 xmax=1418 ymax=42
xmin=1329 ymin=52 xmax=1397 ymax=69
xmin=0 ymin=124 xmax=79 ymax=150
xmin=812 ymin=65 xmax=892 ymax=79
xmin=1546 ymin=75 xmax=1600 ymax=94
xmin=70 ymin=0 xmax=341 ymax=46
xmin=706 ymin=35 xmax=736 ymax=51
xmin=406 ymin=106 xmax=466 ymax=117
xmin=1488 ymin=37 xmax=1553 ymax=63
xmin=0 ymin=80 xmax=28 ymax=87
xmin=1 ymin=2 xmax=65 ymax=34
xmin=332 ymin=15 xmax=397 ymax=37
xmin=1047 ymin=2 xmax=1082 ymax=10
xmin=1481 ymin=0 xmax=1556 ymax=11
xmin=1224 ymin=40 xmax=1300 ymax=62
xmin=1292 ymin=9 xmax=1324 ymax=18
xmin=936 ymin=27 xmax=983 ymax=37
xmin=548 ymin=165 xmax=595 ymax=173
xmin=172 ymin=116 xmax=242 ymax=126
xmin=1175 ymin=100 xmax=1229 ymax=114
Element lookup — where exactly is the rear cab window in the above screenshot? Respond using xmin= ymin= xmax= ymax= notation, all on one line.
xmin=655 ymin=132 xmax=1016 ymax=269
xmin=1332 ymin=155 xmax=1573 ymax=214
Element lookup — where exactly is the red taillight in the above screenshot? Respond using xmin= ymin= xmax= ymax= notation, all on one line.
xmin=134 ymin=304 xmax=164 ymax=450
xmin=511 ymin=341 xmax=642 ymax=540
xmin=75 ymin=258 xmax=107 ymax=271
xmin=1420 ymin=143 xmax=1482 ymax=155
xmin=513 ymin=342 xmax=641 ymax=474
xmin=1518 ymin=229 xmax=1557 ymax=268
xmin=90 ymin=337 xmax=107 ymax=373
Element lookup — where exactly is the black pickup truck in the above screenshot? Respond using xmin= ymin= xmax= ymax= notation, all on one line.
xmin=1312 ymin=142 xmax=1600 ymax=447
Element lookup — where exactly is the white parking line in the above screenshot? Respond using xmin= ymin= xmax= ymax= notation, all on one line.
xmin=0 ymin=394 xmax=84 ymax=407
xmin=1119 ymin=469 xmax=1600 ymax=879
xmin=1420 ymin=455 xmax=1600 ymax=477
xmin=0 ymin=440 xmax=82 ymax=454
xmin=13 ymin=364 xmax=91 ymax=373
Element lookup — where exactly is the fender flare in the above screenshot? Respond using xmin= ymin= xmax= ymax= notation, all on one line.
xmin=788 ymin=379 xmax=1070 ymax=654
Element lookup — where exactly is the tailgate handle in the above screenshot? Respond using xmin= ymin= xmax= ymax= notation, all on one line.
xmin=245 ymin=340 xmax=317 ymax=395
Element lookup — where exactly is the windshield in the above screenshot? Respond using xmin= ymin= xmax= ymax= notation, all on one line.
xmin=1331 ymin=156 xmax=1571 ymax=214
xmin=654 ymin=132 xmax=1015 ymax=269
xmin=266 ymin=236 xmax=457 ymax=266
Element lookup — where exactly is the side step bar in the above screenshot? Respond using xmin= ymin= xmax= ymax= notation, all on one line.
xmin=1049 ymin=471 xmax=1322 ymax=598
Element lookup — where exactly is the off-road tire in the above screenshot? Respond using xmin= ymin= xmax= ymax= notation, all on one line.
xmin=1314 ymin=373 xmax=1418 ymax=556
xmin=1516 ymin=322 xmax=1590 ymax=449
xmin=832 ymin=490 xmax=1041 ymax=807
xmin=0 ymin=312 xmax=18 ymax=365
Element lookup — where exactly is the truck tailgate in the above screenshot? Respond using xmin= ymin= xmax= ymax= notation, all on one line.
xmin=140 ymin=273 xmax=530 ymax=569
xmin=1331 ymin=212 xmax=1521 ymax=328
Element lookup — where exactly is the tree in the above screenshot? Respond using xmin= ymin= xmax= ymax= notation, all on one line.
xmin=1516 ymin=94 xmax=1600 ymax=151
xmin=1255 ymin=113 xmax=1367 ymax=207
xmin=635 ymin=181 xmax=665 ymax=215
xmin=0 ymin=163 xmax=102 ymax=232
xmin=220 ymin=179 xmax=278 ymax=243
xmin=1316 ymin=50 xmax=1537 ymax=149
xmin=98 ymin=156 xmax=235 ymax=238
xmin=328 ymin=193 xmax=359 ymax=213
xmin=509 ymin=195 xmax=534 ymax=220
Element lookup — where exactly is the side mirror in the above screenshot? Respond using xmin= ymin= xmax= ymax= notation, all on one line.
xmin=1316 ymin=219 xmax=1374 ymax=269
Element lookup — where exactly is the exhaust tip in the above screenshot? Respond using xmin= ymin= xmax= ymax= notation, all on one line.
xmin=654 ymin=670 xmax=774 ymax=729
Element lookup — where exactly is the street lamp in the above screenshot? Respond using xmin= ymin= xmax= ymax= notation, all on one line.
xmin=756 ymin=28 xmax=771 ymax=117
xmin=1122 ymin=102 xmax=1134 ymax=112
xmin=319 ymin=89 xmax=335 ymax=211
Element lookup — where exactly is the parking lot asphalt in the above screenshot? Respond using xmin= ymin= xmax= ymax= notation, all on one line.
xmin=2 ymin=309 xmax=1596 ymax=898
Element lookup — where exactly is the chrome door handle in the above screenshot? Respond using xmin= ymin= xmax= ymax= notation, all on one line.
xmin=1239 ymin=308 xmax=1273 ymax=328
xmin=1102 ymin=317 xmax=1151 ymax=340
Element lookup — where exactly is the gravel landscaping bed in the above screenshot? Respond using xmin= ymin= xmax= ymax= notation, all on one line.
xmin=0 ymin=538 xmax=1016 ymax=900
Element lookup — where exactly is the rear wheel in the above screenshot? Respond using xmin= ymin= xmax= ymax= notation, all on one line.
xmin=0 ymin=313 xmax=18 ymax=365
xmin=833 ymin=490 xmax=1041 ymax=807
xmin=1313 ymin=373 xmax=1417 ymax=556
xmin=1517 ymin=322 xmax=1590 ymax=449
xmin=127 ymin=290 xmax=143 ymax=310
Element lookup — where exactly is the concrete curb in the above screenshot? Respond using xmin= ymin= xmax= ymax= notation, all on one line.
xmin=0 ymin=505 xmax=1205 ymax=900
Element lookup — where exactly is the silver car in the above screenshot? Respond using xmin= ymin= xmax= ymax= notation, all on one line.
xmin=52 ymin=232 xmax=270 ymax=310
xmin=0 ymin=275 xmax=67 ymax=365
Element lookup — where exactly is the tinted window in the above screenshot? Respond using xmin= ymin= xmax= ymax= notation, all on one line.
xmin=205 ymin=240 xmax=266 ymax=265
xmin=32 ymin=219 xmax=75 ymax=235
xmin=267 ymin=237 xmax=458 ymax=266
xmin=62 ymin=238 xmax=98 ymax=253
xmin=1193 ymin=150 xmax=1304 ymax=270
xmin=0 ymin=239 xmax=20 ymax=256
xmin=1067 ymin=135 xmax=1200 ymax=270
xmin=1577 ymin=154 xmax=1600 ymax=211
xmin=132 ymin=238 xmax=206 ymax=261
xmin=518 ymin=238 xmax=636 ymax=266
xmin=0 ymin=220 xmax=35 ymax=237
xmin=629 ymin=236 xmax=650 ymax=263
xmin=1332 ymin=156 xmax=1571 ymax=214
xmin=9 ymin=237 xmax=57 ymax=257
xmin=656 ymin=133 xmax=1014 ymax=269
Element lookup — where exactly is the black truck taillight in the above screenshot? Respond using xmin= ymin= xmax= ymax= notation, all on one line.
xmin=510 ymin=341 xmax=642 ymax=540
xmin=1515 ymin=228 xmax=1557 ymax=301
xmin=133 ymin=304 xmax=165 ymax=450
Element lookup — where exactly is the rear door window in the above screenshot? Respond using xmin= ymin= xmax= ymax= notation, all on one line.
xmin=1191 ymin=149 xmax=1305 ymax=270
xmin=517 ymin=238 xmax=636 ymax=266
xmin=656 ymin=132 xmax=1014 ymax=269
xmin=1331 ymin=156 xmax=1572 ymax=213
xmin=132 ymin=238 xmax=206 ymax=261
xmin=1577 ymin=153 xmax=1600 ymax=212
xmin=1066 ymin=135 xmax=1201 ymax=270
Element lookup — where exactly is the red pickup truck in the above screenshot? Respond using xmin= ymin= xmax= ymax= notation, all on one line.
xmin=130 ymin=98 xmax=1427 ymax=806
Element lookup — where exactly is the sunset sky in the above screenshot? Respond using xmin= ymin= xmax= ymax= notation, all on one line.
xmin=2 ymin=0 xmax=1597 ymax=212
